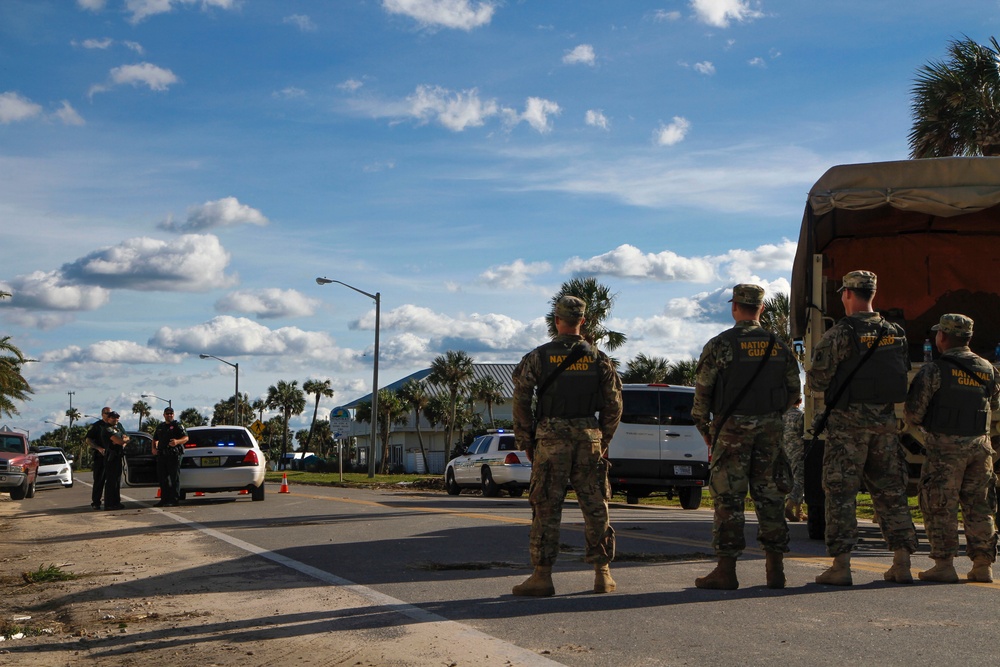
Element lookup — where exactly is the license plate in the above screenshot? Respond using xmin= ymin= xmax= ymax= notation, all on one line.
xmin=200 ymin=457 xmax=221 ymax=467
xmin=673 ymin=465 xmax=692 ymax=476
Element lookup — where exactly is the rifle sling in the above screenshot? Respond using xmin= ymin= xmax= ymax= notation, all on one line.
xmin=710 ymin=332 xmax=776 ymax=448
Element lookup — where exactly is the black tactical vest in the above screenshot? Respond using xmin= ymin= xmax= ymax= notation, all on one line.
xmin=826 ymin=317 xmax=909 ymax=408
xmin=925 ymin=354 xmax=995 ymax=436
xmin=712 ymin=328 xmax=790 ymax=416
xmin=536 ymin=339 xmax=602 ymax=419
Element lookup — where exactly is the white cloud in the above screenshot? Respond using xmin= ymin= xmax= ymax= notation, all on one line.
xmin=61 ymin=234 xmax=235 ymax=292
xmin=382 ymin=0 xmax=495 ymax=31
xmin=693 ymin=61 xmax=715 ymax=75
xmin=125 ymin=0 xmax=239 ymax=25
xmin=53 ymin=101 xmax=85 ymax=126
xmin=41 ymin=340 xmax=183 ymax=365
xmin=338 ymin=79 xmax=364 ymax=92
xmin=563 ymin=44 xmax=596 ymax=66
xmin=655 ymin=116 xmax=690 ymax=146
xmin=477 ymin=259 xmax=552 ymax=289
xmin=109 ymin=62 xmax=178 ymax=91
xmin=690 ymin=0 xmax=764 ymax=28
xmin=273 ymin=87 xmax=306 ymax=99
xmin=408 ymin=85 xmax=499 ymax=131
xmin=159 ymin=196 xmax=269 ymax=232
xmin=504 ymin=97 xmax=561 ymax=133
xmin=585 ymin=109 xmax=609 ymax=130
xmin=0 ymin=271 xmax=111 ymax=311
xmin=0 ymin=92 xmax=43 ymax=124
xmin=652 ymin=9 xmax=682 ymax=22
xmin=77 ymin=0 xmax=106 ymax=10
xmin=748 ymin=56 xmax=766 ymax=67
xmin=215 ymin=288 xmax=320 ymax=319
xmin=124 ymin=41 xmax=145 ymax=54
xmin=372 ymin=304 xmax=538 ymax=353
xmin=150 ymin=315 xmax=337 ymax=358
xmin=81 ymin=38 xmax=113 ymax=49
xmin=283 ymin=14 xmax=317 ymax=32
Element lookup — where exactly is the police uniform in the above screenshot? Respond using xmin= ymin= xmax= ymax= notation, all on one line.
xmin=905 ymin=314 xmax=999 ymax=582
xmin=85 ymin=415 xmax=107 ymax=509
xmin=691 ymin=283 xmax=800 ymax=589
xmin=807 ymin=270 xmax=917 ymax=585
xmin=153 ymin=412 xmax=187 ymax=506
xmin=101 ymin=412 xmax=128 ymax=510
xmin=511 ymin=296 xmax=623 ymax=596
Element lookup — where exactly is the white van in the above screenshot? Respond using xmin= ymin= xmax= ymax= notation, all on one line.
xmin=606 ymin=384 xmax=708 ymax=508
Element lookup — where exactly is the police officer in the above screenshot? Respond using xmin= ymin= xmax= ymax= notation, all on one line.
xmin=807 ymin=270 xmax=917 ymax=586
xmin=692 ymin=284 xmax=800 ymax=590
xmin=510 ymin=295 xmax=623 ymax=597
xmin=85 ymin=407 xmax=111 ymax=510
xmin=904 ymin=314 xmax=999 ymax=583
xmin=101 ymin=411 xmax=130 ymax=511
xmin=152 ymin=407 xmax=188 ymax=507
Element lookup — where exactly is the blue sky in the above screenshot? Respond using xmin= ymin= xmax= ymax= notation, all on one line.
xmin=2 ymin=0 xmax=996 ymax=437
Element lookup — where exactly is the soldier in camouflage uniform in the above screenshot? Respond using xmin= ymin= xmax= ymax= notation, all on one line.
xmin=904 ymin=314 xmax=999 ymax=583
xmin=807 ymin=270 xmax=917 ymax=586
xmin=692 ymin=284 xmax=800 ymax=590
xmin=783 ymin=398 xmax=806 ymax=522
xmin=510 ymin=295 xmax=623 ymax=597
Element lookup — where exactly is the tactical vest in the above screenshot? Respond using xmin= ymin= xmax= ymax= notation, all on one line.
xmin=712 ymin=328 xmax=789 ymax=416
xmin=536 ymin=340 xmax=602 ymax=419
xmin=826 ymin=316 xmax=909 ymax=408
xmin=925 ymin=355 xmax=995 ymax=436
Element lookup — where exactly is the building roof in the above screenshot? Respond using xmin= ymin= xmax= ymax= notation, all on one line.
xmin=339 ymin=363 xmax=517 ymax=410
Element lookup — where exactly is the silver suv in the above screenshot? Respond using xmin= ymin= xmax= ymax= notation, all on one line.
xmin=606 ymin=384 xmax=708 ymax=508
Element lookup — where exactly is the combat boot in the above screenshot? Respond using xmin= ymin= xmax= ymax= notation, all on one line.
xmin=883 ymin=549 xmax=913 ymax=584
xmin=594 ymin=564 xmax=616 ymax=593
xmin=966 ymin=555 xmax=994 ymax=583
xmin=784 ymin=498 xmax=800 ymax=522
xmin=815 ymin=553 xmax=852 ymax=586
xmin=918 ymin=557 xmax=959 ymax=583
xmin=765 ymin=551 xmax=785 ymax=589
xmin=512 ymin=566 xmax=555 ymax=597
xmin=695 ymin=556 xmax=739 ymax=590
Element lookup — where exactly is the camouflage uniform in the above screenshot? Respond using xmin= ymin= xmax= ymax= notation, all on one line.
xmin=692 ymin=317 xmax=801 ymax=559
xmin=807 ymin=310 xmax=918 ymax=557
xmin=904 ymin=317 xmax=1000 ymax=563
xmin=512 ymin=333 xmax=623 ymax=567
xmin=782 ymin=407 xmax=805 ymax=505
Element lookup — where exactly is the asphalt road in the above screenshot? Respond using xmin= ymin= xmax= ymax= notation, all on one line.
xmin=14 ymin=476 xmax=1000 ymax=666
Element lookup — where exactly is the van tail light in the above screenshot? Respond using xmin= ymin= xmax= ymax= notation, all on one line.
xmin=241 ymin=450 xmax=259 ymax=466
xmin=503 ymin=453 xmax=521 ymax=465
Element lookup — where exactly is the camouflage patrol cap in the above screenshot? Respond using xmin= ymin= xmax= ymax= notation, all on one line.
xmin=555 ymin=295 xmax=586 ymax=321
xmin=836 ymin=270 xmax=877 ymax=292
xmin=728 ymin=283 xmax=764 ymax=307
xmin=931 ymin=313 xmax=973 ymax=337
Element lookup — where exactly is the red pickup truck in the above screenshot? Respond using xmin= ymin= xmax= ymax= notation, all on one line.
xmin=0 ymin=426 xmax=38 ymax=500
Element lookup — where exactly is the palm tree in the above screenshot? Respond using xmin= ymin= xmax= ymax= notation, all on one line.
xmin=665 ymin=359 xmax=697 ymax=386
xmin=251 ymin=398 xmax=268 ymax=423
xmin=622 ymin=353 xmax=671 ymax=383
xmin=427 ymin=350 xmax=474 ymax=458
xmin=909 ymin=35 xmax=1000 ymax=158
xmin=469 ymin=376 xmax=505 ymax=428
xmin=760 ymin=292 xmax=792 ymax=347
xmin=302 ymin=379 xmax=334 ymax=454
xmin=265 ymin=380 xmax=306 ymax=469
xmin=131 ymin=400 xmax=151 ymax=431
xmin=355 ymin=389 xmax=410 ymax=474
xmin=179 ymin=407 xmax=208 ymax=426
xmin=398 ymin=379 xmax=430 ymax=473
xmin=211 ymin=393 xmax=253 ymax=426
xmin=0 ymin=293 xmax=34 ymax=417
xmin=545 ymin=277 xmax=627 ymax=351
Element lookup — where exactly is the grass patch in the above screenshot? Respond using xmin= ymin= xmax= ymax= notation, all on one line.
xmin=22 ymin=564 xmax=78 ymax=584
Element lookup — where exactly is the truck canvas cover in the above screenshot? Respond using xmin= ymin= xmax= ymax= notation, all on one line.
xmin=791 ymin=156 xmax=1000 ymax=360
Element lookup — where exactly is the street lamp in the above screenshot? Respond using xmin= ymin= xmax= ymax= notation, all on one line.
xmin=141 ymin=394 xmax=173 ymax=409
xmin=199 ymin=354 xmax=239 ymax=425
xmin=316 ymin=277 xmax=380 ymax=478
xmin=9 ymin=426 xmax=28 ymax=441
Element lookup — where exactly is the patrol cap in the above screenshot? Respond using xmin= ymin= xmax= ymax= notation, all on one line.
xmin=555 ymin=295 xmax=586 ymax=321
xmin=931 ymin=313 xmax=973 ymax=337
xmin=108 ymin=411 xmax=120 ymax=419
xmin=728 ymin=284 xmax=764 ymax=307
xmin=836 ymin=270 xmax=877 ymax=292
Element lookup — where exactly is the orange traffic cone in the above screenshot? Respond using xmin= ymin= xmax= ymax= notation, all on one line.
xmin=194 ymin=491 xmax=205 ymax=497
xmin=239 ymin=489 xmax=248 ymax=495
xmin=279 ymin=472 xmax=290 ymax=494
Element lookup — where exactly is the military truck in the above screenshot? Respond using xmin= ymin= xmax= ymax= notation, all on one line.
xmin=790 ymin=157 xmax=1000 ymax=536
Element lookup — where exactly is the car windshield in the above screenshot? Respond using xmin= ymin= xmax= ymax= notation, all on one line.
xmin=1 ymin=436 xmax=24 ymax=453
xmin=38 ymin=453 xmax=65 ymax=465
xmin=188 ymin=429 xmax=253 ymax=448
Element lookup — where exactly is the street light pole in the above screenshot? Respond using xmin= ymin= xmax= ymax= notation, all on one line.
xmin=199 ymin=354 xmax=239 ymax=425
xmin=316 ymin=277 xmax=380 ymax=478
xmin=141 ymin=394 xmax=173 ymax=409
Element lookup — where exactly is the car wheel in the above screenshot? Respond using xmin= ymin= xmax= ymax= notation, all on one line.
xmin=25 ymin=480 xmax=35 ymax=499
xmin=679 ymin=486 xmax=702 ymax=510
xmin=251 ymin=483 xmax=265 ymax=501
xmin=626 ymin=491 xmax=639 ymax=505
xmin=10 ymin=479 xmax=27 ymax=500
xmin=481 ymin=468 xmax=500 ymax=497
xmin=445 ymin=470 xmax=461 ymax=496
xmin=508 ymin=487 xmax=524 ymax=498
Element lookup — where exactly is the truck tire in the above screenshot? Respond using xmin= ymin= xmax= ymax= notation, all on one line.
xmin=25 ymin=480 xmax=35 ymax=498
xmin=9 ymin=478 xmax=27 ymax=500
xmin=679 ymin=486 xmax=702 ymax=510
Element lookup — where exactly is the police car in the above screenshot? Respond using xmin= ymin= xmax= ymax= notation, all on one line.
xmin=444 ymin=430 xmax=530 ymax=497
